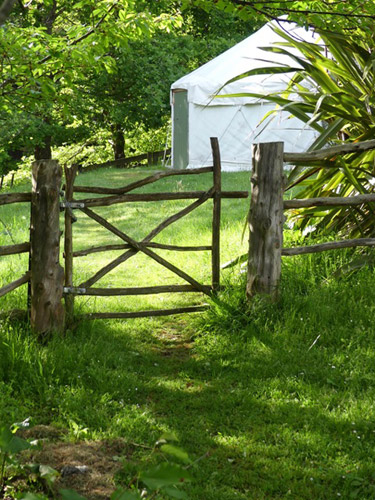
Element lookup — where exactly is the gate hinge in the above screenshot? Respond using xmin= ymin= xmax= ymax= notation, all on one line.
xmin=63 ymin=287 xmax=86 ymax=295
xmin=60 ymin=201 xmax=85 ymax=209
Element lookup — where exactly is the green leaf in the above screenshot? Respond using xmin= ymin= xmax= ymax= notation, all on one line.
xmin=39 ymin=464 xmax=59 ymax=483
xmin=60 ymin=489 xmax=88 ymax=500
xmin=20 ymin=494 xmax=48 ymax=500
xmin=159 ymin=432 xmax=179 ymax=442
xmin=140 ymin=463 xmax=193 ymax=490
xmin=160 ymin=445 xmax=191 ymax=464
xmin=0 ymin=426 xmax=31 ymax=454
xmin=163 ymin=486 xmax=189 ymax=499
xmin=110 ymin=490 xmax=142 ymax=500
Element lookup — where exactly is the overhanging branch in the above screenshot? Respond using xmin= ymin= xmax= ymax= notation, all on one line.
xmin=230 ymin=0 xmax=375 ymax=19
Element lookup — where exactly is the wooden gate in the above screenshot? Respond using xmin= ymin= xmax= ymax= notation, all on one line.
xmin=62 ymin=138 xmax=248 ymax=320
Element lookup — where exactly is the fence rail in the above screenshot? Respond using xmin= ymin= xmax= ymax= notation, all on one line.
xmin=0 ymin=190 xmax=31 ymax=307
xmin=62 ymin=137 xmax=248 ymax=323
xmin=282 ymin=238 xmax=375 ymax=256
xmin=284 ymin=193 xmax=375 ymax=209
xmin=0 ymin=242 xmax=30 ymax=256
xmin=69 ymin=166 xmax=212 ymax=194
xmin=0 ymin=192 xmax=32 ymax=205
xmin=283 ymin=139 xmax=375 ymax=163
xmin=248 ymin=139 xmax=375 ymax=301
xmin=74 ymin=190 xmax=247 ymax=208
xmin=83 ymin=305 xmax=208 ymax=320
xmin=64 ymin=285 xmax=212 ymax=296
xmin=72 ymin=242 xmax=212 ymax=258
xmin=0 ymin=272 xmax=30 ymax=298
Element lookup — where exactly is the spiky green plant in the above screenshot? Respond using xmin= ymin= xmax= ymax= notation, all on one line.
xmin=219 ymin=26 xmax=375 ymax=237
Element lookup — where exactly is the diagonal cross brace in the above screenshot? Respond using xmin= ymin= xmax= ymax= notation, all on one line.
xmin=78 ymin=188 xmax=213 ymax=289
xmin=80 ymin=206 xmax=211 ymax=295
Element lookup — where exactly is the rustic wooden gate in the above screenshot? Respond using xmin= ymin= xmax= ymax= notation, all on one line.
xmin=62 ymin=138 xmax=248 ymax=320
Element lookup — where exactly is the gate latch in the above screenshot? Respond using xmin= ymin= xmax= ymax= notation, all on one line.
xmin=63 ymin=287 xmax=86 ymax=295
xmin=60 ymin=202 xmax=85 ymax=209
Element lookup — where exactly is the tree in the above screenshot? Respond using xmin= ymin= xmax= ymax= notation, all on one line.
xmin=0 ymin=0 xmax=259 ymax=170
xmin=0 ymin=0 xmax=181 ymax=170
xmin=0 ymin=0 xmax=259 ymax=169
xmin=79 ymin=21 xmax=259 ymax=160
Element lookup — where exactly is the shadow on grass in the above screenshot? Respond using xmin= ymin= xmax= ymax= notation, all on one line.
xmin=5 ymin=274 xmax=373 ymax=500
xmin=3 ymin=169 xmax=375 ymax=498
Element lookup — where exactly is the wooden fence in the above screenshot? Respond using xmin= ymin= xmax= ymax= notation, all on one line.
xmin=247 ymin=139 xmax=375 ymax=301
xmin=0 ymin=160 xmax=64 ymax=334
xmin=63 ymin=138 xmax=247 ymax=321
xmin=0 ymin=139 xmax=248 ymax=335
xmin=79 ymin=148 xmax=171 ymax=173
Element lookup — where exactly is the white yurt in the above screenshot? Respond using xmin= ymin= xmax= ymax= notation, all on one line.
xmin=170 ymin=21 xmax=319 ymax=170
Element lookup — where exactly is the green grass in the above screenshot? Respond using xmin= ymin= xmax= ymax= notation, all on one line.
xmin=2 ymin=166 xmax=375 ymax=499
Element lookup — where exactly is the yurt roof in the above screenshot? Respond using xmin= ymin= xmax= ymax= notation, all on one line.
xmin=171 ymin=21 xmax=319 ymax=106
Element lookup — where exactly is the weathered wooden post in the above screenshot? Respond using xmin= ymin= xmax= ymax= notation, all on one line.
xmin=30 ymin=160 xmax=65 ymax=335
xmin=247 ymin=142 xmax=284 ymax=301
xmin=63 ymin=164 xmax=78 ymax=324
xmin=211 ymin=137 xmax=221 ymax=292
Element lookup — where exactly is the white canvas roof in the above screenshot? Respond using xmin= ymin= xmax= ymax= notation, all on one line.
xmin=171 ymin=20 xmax=319 ymax=106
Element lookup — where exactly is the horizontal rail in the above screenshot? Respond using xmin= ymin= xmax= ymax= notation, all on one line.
xmin=0 ymin=242 xmax=30 ymax=256
xmin=284 ymin=139 xmax=375 ymax=164
xmin=0 ymin=271 xmax=30 ymax=298
xmin=0 ymin=192 xmax=31 ymax=205
xmin=0 ymin=308 xmax=28 ymax=321
xmin=64 ymin=285 xmax=212 ymax=296
xmin=69 ymin=167 xmax=214 ymax=195
xmin=78 ymin=190 xmax=249 ymax=208
xmin=284 ymin=193 xmax=375 ymax=209
xmin=72 ymin=242 xmax=212 ymax=257
xmin=82 ymin=305 xmax=209 ymax=320
xmin=282 ymin=238 xmax=375 ymax=256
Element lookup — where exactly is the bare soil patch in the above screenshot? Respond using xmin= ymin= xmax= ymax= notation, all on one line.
xmin=20 ymin=427 xmax=133 ymax=499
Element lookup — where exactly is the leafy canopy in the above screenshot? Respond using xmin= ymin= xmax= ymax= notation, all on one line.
xmin=0 ymin=0 xmax=182 ymax=168
xmin=186 ymin=0 xmax=375 ymax=34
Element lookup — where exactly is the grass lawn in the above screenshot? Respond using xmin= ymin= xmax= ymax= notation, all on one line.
xmin=1 ymin=166 xmax=375 ymax=499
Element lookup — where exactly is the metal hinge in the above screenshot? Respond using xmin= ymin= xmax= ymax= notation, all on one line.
xmin=60 ymin=201 xmax=85 ymax=209
xmin=63 ymin=287 xmax=86 ymax=295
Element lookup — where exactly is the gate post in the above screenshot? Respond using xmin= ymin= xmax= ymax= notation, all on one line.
xmin=30 ymin=160 xmax=65 ymax=335
xmin=211 ymin=137 xmax=221 ymax=292
xmin=247 ymin=142 xmax=284 ymax=301
xmin=64 ymin=164 xmax=78 ymax=324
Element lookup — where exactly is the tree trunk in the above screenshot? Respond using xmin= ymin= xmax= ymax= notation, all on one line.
xmin=111 ymin=123 xmax=125 ymax=160
xmin=35 ymin=135 xmax=52 ymax=161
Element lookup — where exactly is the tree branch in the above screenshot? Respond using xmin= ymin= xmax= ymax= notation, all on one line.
xmin=230 ymin=0 xmax=375 ymax=18
xmin=38 ymin=1 xmax=120 ymax=64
